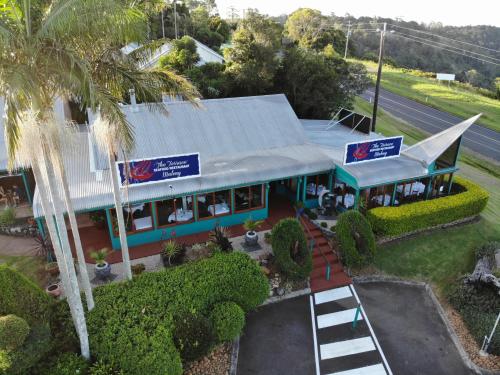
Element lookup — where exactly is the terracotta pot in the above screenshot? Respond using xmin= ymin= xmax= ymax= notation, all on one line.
xmin=46 ymin=283 xmax=62 ymax=297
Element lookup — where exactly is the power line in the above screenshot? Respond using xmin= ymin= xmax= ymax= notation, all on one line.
xmin=388 ymin=23 xmax=500 ymax=55
xmin=392 ymin=33 xmax=500 ymax=66
xmin=394 ymin=32 xmax=500 ymax=63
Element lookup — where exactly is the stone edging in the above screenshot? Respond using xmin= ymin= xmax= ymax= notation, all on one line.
xmin=353 ymin=276 xmax=500 ymax=375
xmin=229 ymin=337 xmax=239 ymax=375
xmin=376 ymin=215 xmax=479 ymax=245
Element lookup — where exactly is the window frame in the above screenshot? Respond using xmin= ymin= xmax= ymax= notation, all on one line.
xmin=109 ymin=202 xmax=154 ymax=236
xmin=196 ymin=190 xmax=233 ymax=221
xmin=155 ymin=196 xmax=195 ymax=228
xmin=234 ymin=184 xmax=265 ymax=213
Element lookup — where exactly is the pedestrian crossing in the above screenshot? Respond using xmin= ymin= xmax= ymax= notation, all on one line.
xmin=310 ymin=285 xmax=392 ymax=375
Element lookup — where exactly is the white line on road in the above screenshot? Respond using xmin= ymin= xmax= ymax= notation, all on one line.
xmin=326 ymin=363 xmax=387 ymax=375
xmin=315 ymin=286 xmax=352 ymax=305
xmin=320 ymin=337 xmax=376 ymax=360
xmin=310 ymin=295 xmax=321 ymax=375
xmin=350 ymin=285 xmax=393 ymax=375
xmin=317 ymin=308 xmax=363 ymax=329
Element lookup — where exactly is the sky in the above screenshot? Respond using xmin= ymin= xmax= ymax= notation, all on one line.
xmin=215 ymin=0 xmax=500 ymax=27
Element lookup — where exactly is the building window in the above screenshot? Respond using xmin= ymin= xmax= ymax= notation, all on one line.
xmin=396 ymin=179 xmax=428 ymax=204
xmin=435 ymin=138 xmax=460 ymax=170
xmin=111 ymin=202 xmax=153 ymax=235
xmin=156 ymin=196 xmax=194 ymax=227
xmin=196 ymin=189 xmax=232 ymax=219
xmin=366 ymin=184 xmax=395 ymax=208
xmin=235 ymin=185 xmax=264 ymax=212
xmin=333 ymin=181 xmax=355 ymax=209
xmin=306 ymin=173 xmax=329 ymax=198
xmin=429 ymin=173 xmax=453 ymax=199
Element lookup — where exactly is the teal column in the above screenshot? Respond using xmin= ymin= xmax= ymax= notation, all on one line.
xmin=265 ymin=183 xmax=270 ymax=218
xmin=36 ymin=217 xmax=45 ymax=237
xmin=194 ymin=194 xmax=200 ymax=220
xmin=354 ymin=189 xmax=360 ymax=210
xmin=425 ymin=177 xmax=433 ymax=200
xmin=151 ymin=201 xmax=158 ymax=228
xmin=447 ymin=173 xmax=454 ymax=195
xmin=328 ymin=171 xmax=334 ymax=191
xmin=302 ymin=176 xmax=307 ymax=202
xmin=105 ymin=209 xmax=116 ymax=244
xmin=391 ymin=183 xmax=397 ymax=206
xmin=21 ymin=170 xmax=32 ymax=205
xmin=295 ymin=177 xmax=301 ymax=202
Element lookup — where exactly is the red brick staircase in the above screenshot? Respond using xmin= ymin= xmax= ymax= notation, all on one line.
xmin=299 ymin=216 xmax=351 ymax=292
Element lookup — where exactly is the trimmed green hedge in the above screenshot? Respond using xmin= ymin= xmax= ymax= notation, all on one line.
xmin=336 ymin=211 xmax=376 ymax=268
xmin=0 ymin=315 xmax=30 ymax=351
xmin=366 ymin=176 xmax=489 ymax=236
xmin=88 ymin=252 xmax=268 ymax=375
xmin=271 ymin=218 xmax=312 ymax=280
xmin=209 ymin=302 xmax=245 ymax=343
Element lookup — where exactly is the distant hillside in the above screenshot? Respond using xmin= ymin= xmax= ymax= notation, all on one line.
xmin=331 ymin=15 xmax=500 ymax=89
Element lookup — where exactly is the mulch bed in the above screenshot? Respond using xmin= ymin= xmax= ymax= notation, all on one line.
xmin=184 ymin=343 xmax=232 ymax=375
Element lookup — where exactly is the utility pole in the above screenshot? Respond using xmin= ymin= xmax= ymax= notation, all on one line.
xmin=344 ymin=21 xmax=351 ymax=59
xmin=371 ymin=22 xmax=386 ymax=132
xmin=173 ymin=0 xmax=178 ymax=39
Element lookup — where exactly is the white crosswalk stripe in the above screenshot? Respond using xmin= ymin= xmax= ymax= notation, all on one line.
xmin=320 ymin=337 xmax=376 ymax=360
xmin=314 ymin=286 xmax=352 ymax=304
xmin=326 ymin=363 xmax=387 ymax=375
xmin=317 ymin=308 xmax=363 ymax=329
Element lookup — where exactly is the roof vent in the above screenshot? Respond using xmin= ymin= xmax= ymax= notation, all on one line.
xmin=129 ymin=89 xmax=139 ymax=112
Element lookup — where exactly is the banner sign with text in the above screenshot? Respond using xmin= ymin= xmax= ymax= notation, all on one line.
xmin=116 ymin=153 xmax=201 ymax=187
xmin=344 ymin=136 xmax=403 ymax=165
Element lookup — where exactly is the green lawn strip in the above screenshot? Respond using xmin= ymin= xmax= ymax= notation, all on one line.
xmin=350 ymin=59 xmax=500 ymax=132
xmin=0 ymin=254 xmax=47 ymax=287
xmin=373 ymin=219 xmax=500 ymax=294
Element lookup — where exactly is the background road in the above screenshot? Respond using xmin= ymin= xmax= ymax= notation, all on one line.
xmin=361 ymin=88 xmax=500 ymax=162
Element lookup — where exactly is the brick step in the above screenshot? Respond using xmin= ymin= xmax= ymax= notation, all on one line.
xmin=312 ymin=244 xmax=334 ymax=258
xmin=310 ymin=275 xmax=352 ymax=293
xmin=310 ymin=262 xmax=345 ymax=279
xmin=312 ymin=252 xmax=339 ymax=267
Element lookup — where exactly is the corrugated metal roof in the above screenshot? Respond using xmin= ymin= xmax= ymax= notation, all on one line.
xmin=33 ymin=94 xmax=333 ymax=217
xmin=0 ymin=97 xmax=7 ymax=171
xmin=402 ymin=114 xmax=481 ymax=165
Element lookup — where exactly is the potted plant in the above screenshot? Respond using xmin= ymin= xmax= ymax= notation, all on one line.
xmin=45 ymin=261 xmax=59 ymax=276
xmin=244 ymin=218 xmax=264 ymax=246
xmin=46 ymin=283 xmax=62 ymax=297
xmin=161 ymin=241 xmax=180 ymax=267
xmin=90 ymin=248 xmax=111 ymax=279
xmin=89 ymin=211 xmax=106 ymax=230
xmin=295 ymin=201 xmax=304 ymax=218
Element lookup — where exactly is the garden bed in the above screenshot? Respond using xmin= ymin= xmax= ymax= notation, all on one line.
xmin=184 ymin=342 xmax=232 ymax=375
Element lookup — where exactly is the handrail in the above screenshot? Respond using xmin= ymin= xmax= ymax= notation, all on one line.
xmin=298 ymin=215 xmax=331 ymax=281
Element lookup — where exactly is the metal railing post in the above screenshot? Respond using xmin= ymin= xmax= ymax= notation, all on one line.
xmin=326 ymin=264 xmax=331 ymax=281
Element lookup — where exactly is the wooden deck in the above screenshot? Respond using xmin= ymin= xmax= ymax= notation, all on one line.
xmin=69 ymin=195 xmax=296 ymax=264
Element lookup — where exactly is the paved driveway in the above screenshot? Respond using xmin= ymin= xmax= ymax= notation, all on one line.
xmin=355 ymin=282 xmax=473 ymax=375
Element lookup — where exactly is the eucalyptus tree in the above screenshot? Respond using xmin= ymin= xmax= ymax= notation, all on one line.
xmin=0 ymin=0 xmax=197 ymax=358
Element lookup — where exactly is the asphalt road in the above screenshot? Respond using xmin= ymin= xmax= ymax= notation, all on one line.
xmin=361 ymin=88 xmax=500 ymax=162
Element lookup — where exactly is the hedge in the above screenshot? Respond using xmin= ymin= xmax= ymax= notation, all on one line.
xmin=209 ymin=302 xmax=245 ymax=343
xmin=0 ymin=315 xmax=30 ymax=351
xmin=336 ymin=211 xmax=376 ymax=268
xmin=366 ymin=176 xmax=489 ymax=236
xmin=271 ymin=218 xmax=312 ymax=280
xmin=88 ymin=252 xmax=268 ymax=375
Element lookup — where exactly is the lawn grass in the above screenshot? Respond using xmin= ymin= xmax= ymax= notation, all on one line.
xmin=353 ymin=97 xmax=500 ymax=293
xmin=0 ymin=254 xmax=48 ymax=288
xmin=351 ymin=59 xmax=500 ymax=132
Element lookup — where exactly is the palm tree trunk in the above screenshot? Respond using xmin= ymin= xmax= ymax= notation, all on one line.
xmin=31 ymin=162 xmax=79 ymax=326
xmin=42 ymin=149 xmax=90 ymax=359
xmin=56 ymin=158 xmax=95 ymax=310
xmin=107 ymin=150 xmax=132 ymax=281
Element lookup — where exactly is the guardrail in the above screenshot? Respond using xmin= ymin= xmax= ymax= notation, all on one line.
xmin=298 ymin=215 xmax=331 ymax=281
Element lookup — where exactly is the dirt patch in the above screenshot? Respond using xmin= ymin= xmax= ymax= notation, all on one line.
xmin=184 ymin=343 xmax=232 ymax=375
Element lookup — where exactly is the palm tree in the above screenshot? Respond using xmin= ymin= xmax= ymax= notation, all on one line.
xmin=1 ymin=0 xmax=197 ymax=357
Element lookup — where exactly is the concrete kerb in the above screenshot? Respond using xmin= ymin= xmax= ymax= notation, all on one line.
xmin=353 ymin=275 xmax=500 ymax=375
xmin=229 ymin=337 xmax=239 ymax=375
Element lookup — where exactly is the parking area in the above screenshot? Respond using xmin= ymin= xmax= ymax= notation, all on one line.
xmin=237 ymin=282 xmax=474 ymax=375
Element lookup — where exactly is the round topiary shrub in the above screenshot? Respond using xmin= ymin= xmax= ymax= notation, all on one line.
xmin=209 ymin=302 xmax=245 ymax=342
xmin=47 ymin=352 xmax=89 ymax=375
xmin=271 ymin=218 xmax=312 ymax=280
xmin=173 ymin=314 xmax=215 ymax=363
xmin=336 ymin=211 xmax=376 ymax=268
xmin=0 ymin=314 xmax=30 ymax=350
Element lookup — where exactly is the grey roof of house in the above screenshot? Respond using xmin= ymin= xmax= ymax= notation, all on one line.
xmin=33 ymin=94 xmax=333 ymax=217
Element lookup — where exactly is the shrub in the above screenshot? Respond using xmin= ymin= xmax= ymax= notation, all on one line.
xmin=366 ymin=177 xmax=489 ymax=236
xmin=320 ymin=222 xmax=327 ymax=228
xmin=0 ymin=265 xmax=51 ymax=326
xmin=208 ymin=225 xmax=233 ymax=252
xmin=336 ymin=211 xmax=376 ymax=268
xmin=173 ymin=314 xmax=215 ymax=362
xmin=0 ymin=208 xmax=16 ymax=226
xmin=304 ymin=208 xmax=317 ymax=220
xmin=264 ymin=232 xmax=272 ymax=244
xmin=89 ymin=360 xmax=124 ymax=375
xmin=330 ymin=225 xmax=336 ymax=232
xmin=88 ymin=252 xmax=268 ymax=375
xmin=271 ymin=218 xmax=312 ymax=280
xmin=0 ymin=315 xmax=30 ymax=351
xmin=475 ymin=241 xmax=499 ymax=261
xmin=131 ymin=263 xmax=146 ymax=275
xmin=45 ymin=352 xmax=89 ymax=375
xmin=209 ymin=302 xmax=245 ymax=342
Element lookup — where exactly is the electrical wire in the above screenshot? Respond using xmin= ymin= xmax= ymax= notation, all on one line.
xmin=393 ymin=31 xmax=500 ymax=63
xmin=388 ymin=23 xmax=500 ymax=54
xmin=392 ymin=33 xmax=500 ymax=66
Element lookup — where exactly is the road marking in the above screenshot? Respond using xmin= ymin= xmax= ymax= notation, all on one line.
xmin=320 ymin=337 xmax=375 ymax=360
xmin=315 ymin=286 xmax=352 ymax=305
xmin=310 ymin=295 xmax=321 ymax=375
xmin=326 ymin=363 xmax=387 ymax=375
xmin=350 ymin=285 xmax=393 ymax=375
xmin=317 ymin=308 xmax=363 ymax=329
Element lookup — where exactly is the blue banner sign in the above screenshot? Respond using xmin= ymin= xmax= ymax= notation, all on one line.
xmin=116 ymin=153 xmax=201 ymax=187
xmin=344 ymin=136 xmax=403 ymax=165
